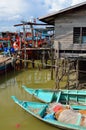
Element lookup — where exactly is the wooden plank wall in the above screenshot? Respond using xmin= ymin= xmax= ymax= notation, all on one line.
xmin=54 ymin=8 xmax=86 ymax=55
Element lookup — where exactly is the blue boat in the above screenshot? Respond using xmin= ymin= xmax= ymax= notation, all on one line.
xmin=11 ymin=96 xmax=86 ymax=130
xmin=0 ymin=55 xmax=13 ymax=74
xmin=22 ymin=85 xmax=86 ymax=105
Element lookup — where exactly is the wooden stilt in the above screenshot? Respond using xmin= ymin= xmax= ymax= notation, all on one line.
xmin=76 ymin=59 xmax=79 ymax=88
xmin=55 ymin=59 xmax=59 ymax=89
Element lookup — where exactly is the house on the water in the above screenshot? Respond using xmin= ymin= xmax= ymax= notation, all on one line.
xmin=39 ymin=2 xmax=86 ymax=87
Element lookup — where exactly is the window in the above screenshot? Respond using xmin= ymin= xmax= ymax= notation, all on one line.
xmin=73 ymin=27 xmax=86 ymax=44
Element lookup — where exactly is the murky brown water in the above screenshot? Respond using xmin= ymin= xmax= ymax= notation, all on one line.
xmin=0 ymin=69 xmax=60 ymax=130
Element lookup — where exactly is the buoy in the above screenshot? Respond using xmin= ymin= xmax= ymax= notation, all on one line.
xmin=16 ymin=123 xmax=20 ymax=128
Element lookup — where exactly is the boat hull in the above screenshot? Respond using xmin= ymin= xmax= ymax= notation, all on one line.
xmin=0 ymin=56 xmax=13 ymax=74
xmin=11 ymin=96 xmax=86 ymax=130
xmin=22 ymin=85 xmax=86 ymax=105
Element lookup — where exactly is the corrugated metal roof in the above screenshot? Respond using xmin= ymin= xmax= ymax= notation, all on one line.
xmin=39 ymin=2 xmax=86 ymax=25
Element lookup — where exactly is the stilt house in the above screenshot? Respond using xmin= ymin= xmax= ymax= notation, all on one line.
xmin=39 ymin=2 xmax=86 ymax=86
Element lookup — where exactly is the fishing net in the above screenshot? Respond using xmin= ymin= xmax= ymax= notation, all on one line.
xmin=46 ymin=102 xmax=70 ymax=114
xmin=79 ymin=110 xmax=86 ymax=127
xmin=55 ymin=109 xmax=81 ymax=124
xmin=80 ymin=116 xmax=86 ymax=127
xmin=45 ymin=102 xmax=86 ymax=127
xmin=46 ymin=102 xmax=63 ymax=113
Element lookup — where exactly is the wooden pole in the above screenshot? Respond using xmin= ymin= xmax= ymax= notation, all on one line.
xmin=55 ymin=41 xmax=60 ymax=89
xmin=22 ymin=22 xmax=27 ymax=68
xmin=30 ymin=24 xmax=34 ymax=47
xmin=51 ymin=46 xmax=54 ymax=80
xmin=42 ymin=50 xmax=45 ymax=69
xmin=55 ymin=59 xmax=59 ymax=89
xmin=66 ymin=60 xmax=70 ymax=89
xmin=76 ymin=59 xmax=79 ymax=88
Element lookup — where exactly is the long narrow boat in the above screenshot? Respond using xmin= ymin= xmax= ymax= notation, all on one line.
xmin=22 ymin=85 xmax=86 ymax=105
xmin=0 ymin=55 xmax=13 ymax=74
xmin=11 ymin=96 xmax=86 ymax=130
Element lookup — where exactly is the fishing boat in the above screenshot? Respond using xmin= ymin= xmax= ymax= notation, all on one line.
xmin=22 ymin=85 xmax=86 ymax=105
xmin=0 ymin=55 xmax=13 ymax=74
xmin=11 ymin=96 xmax=86 ymax=130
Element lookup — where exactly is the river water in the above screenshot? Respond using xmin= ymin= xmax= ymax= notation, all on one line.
xmin=0 ymin=69 xmax=60 ymax=130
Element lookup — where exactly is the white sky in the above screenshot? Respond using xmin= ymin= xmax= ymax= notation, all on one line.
xmin=0 ymin=0 xmax=85 ymax=32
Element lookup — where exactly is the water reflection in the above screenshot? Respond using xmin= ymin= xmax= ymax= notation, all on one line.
xmin=0 ymin=69 xmax=59 ymax=130
xmin=0 ymin=70 xmax=52 ymax=88
xmin=27 ymin=70 xmax=51 ymax=84
xmin=0 ymin=77 xmax=18 ymax=89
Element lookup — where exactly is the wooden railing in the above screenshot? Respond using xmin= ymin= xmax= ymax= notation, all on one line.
xmin=60 ymin=43 xmax=86 ymax=50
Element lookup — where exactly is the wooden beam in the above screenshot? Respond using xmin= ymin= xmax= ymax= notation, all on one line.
xmin=14 ymin=22 xmax=48 ymax=27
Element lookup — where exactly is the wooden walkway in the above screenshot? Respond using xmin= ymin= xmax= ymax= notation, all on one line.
xmin=0 ymin=55 xmax=12 ymax=64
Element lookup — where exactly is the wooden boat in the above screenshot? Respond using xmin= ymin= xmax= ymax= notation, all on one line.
xmin=11 ymin=96 xmax=86 ymax=130
xmin=22 ymin=85 xmax=86 ymax=105
xmin=0 ymin=55 xmax=13 ymax=74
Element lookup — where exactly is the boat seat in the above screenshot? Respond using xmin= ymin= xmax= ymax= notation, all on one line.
xmin=56 ymin=91 xmax=61 ymax=103
xmin=37 ymin=105 xmax=47 ymax=117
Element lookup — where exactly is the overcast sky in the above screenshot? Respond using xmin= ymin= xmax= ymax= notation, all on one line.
xmin=0 ymin=0 xmax=85 ymax=32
